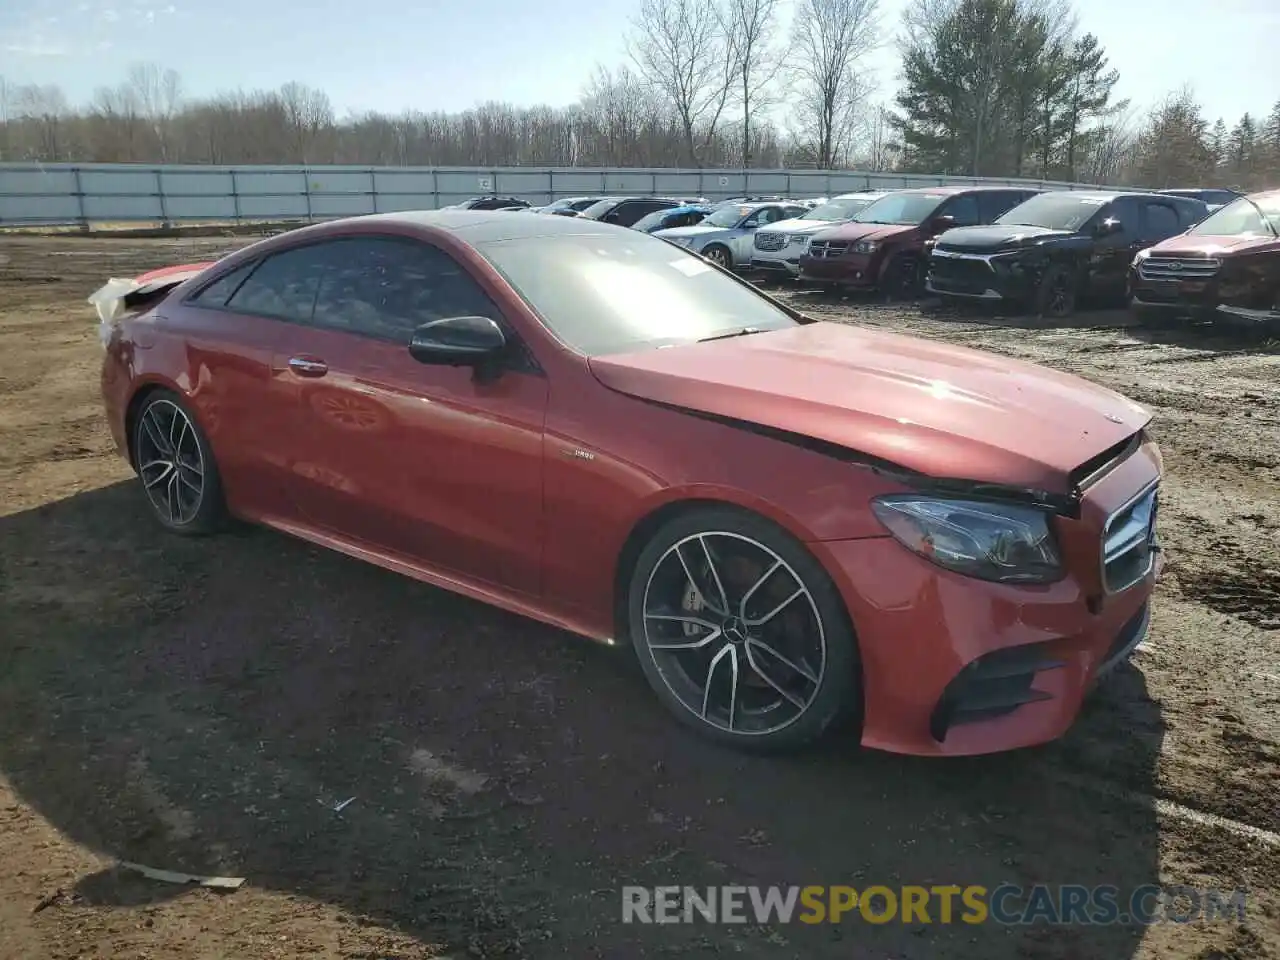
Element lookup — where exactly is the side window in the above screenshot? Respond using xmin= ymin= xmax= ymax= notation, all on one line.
xmin=783 ymin=205 xmax=807 ymax=219
xmin=188 ymin=261 xmax=256 ymax=307
xmin=942 ymin=194 xmax=981 ymax=225
xmin=310 ymin=237 xmax=501 ymax=344
xmin=225 ymin=247 xmax=327 ymax=323
xmin=755 ymin=207 xmax=781 ymax=225
xmin=978 ymin=191 xmax=1022 ymax=222
xmin=1140 ymin=201 xmax=1181 ymax=241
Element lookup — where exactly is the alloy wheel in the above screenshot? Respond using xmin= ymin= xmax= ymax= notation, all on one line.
xmin=640 ymin=531 xmax=826 ymax=736
xmin=136 ymin=398 xmax=206 ymax=526
xmin=704 ymin=247 xmax=732 ymax=269
xmin=1045 ymin=272 xmax=1074 ymax=317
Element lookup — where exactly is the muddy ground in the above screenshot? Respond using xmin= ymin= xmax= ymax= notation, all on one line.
xmin=0 ymin=233 xmax=1277 ymax=960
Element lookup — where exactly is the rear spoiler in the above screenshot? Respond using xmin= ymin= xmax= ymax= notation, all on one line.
xmin=88 ymin=262 xmax=214 ymax=346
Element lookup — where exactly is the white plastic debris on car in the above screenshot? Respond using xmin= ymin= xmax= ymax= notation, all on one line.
xmin=88 ymin=277 xmax=142 ymax=347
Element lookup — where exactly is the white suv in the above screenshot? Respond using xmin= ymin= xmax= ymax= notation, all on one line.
xmin=750 ymin=191 xmax=887 ymax=278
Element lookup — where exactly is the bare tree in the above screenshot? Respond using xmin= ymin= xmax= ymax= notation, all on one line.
xmin=627 ymin=0 xmax=735 ymax=165
xmin=279 ymin=82 xmax=335 ymax=164
xmin=126 ymin=62 xmax=183 ymax=160
xmin=718 ymin=0 xmax=784 ymax=165
xmin=789 ymin=0 xmax=881 ymax=167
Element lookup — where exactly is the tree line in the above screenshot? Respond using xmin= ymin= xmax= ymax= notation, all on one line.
xmin=1 ymin=0 xmax=1275 ymax=191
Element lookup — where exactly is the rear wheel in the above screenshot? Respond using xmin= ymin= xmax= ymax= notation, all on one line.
xmin=132 ymin=389 xmax=225 ymax=535
xmin=626 ymin=506 xmax=861 ymax=752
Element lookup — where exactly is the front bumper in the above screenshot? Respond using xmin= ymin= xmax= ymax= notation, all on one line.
xmin=798 ymin=253 xmax=881 ymax=286
xmin=750 ymin=255 xmax=802 ymax=277
xmin=926 ymin=251 xmax=1031 ymax=301
xmin=812 ymin=442 xmax=1162 ymax=756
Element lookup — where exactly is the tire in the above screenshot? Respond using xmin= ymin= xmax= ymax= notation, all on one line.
xmin=702 ymin=245 xmax=733 ymax=270
xmin=131 ymin=389 xmax=226 ymax=535
xmin=882 ymin=253 xmax=923 ymax=300
xmin=626 ymin=506 xmax=861 ymax=753
xmin=1034 ymin=263 xmax=1077 ymax=319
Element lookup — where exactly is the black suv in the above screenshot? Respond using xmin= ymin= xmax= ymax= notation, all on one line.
xmin=925 ymin=190 xmax=1210 ymax=317
xmin=453 ymin=196 xmax=532 ymax=211
xmin=577 ymin=196 xmax=706 ymax=228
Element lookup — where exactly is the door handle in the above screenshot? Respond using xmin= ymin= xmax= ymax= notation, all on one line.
xmin=288 ymin=356 xmax=328 ymax=378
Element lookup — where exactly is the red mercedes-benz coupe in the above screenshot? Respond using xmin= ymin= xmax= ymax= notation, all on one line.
xmin=94 ymin=210 xmax=1163 ymax=756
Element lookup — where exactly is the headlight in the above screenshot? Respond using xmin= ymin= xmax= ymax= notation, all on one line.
xmin=1133 ymin=248 xmax=1151 ymax=262
xmin=871 ymin=495 xmax=1063 ymax=583
xmin=790 ymin=235 xmax=810 ymax=247
xmin=853 ymin=240 xmax=879 ymax=254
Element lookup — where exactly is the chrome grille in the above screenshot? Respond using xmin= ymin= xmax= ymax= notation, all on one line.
xmin=755 ymin=231 xmax=786 ymax=251
xmin=1138 ymin=257 xmax=1221 ymax=281
xmin=808 ymin=240 xmax=849 ymax=258
xmin=1101 ymin=484 xmax=1159 ymax=593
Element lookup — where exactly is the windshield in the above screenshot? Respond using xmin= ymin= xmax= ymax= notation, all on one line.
xmin=996 ymin=194 xmax=1108 ymax=231
xmin=1187 ymin=195 xmax=1280 ymax=238
xmin=701 ymin=205 xmax=751 ymax=228
xmin=578 ymin=198 xmax=622 ymax=220
xmin=852 ymin=193 xmax=947 ymax=225
xmin=801 ymin=197 xmax=875 ymax=221
xmin=478 ymin=234 xmax=798 ymax=356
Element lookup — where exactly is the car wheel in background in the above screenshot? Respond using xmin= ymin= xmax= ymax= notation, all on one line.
xmin=882 ymin=253 xmax=924 ymax=300
xmin=131 ymin=389 xmax=226 ymax=535
xmin=626 ymin=506 xmax=861 ymax=752
xmin=702 ymin=245 xmax=732 ymax=270
xmin=1035 ymin=263 xmax=1078 ymax=319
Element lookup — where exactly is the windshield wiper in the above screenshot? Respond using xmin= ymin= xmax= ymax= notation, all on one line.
xmin=698 ymin=326 xmax=766 ymax=343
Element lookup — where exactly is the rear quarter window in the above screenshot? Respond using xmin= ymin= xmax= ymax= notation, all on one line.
xmin=187 ymin=261 xmax=257 ymax=307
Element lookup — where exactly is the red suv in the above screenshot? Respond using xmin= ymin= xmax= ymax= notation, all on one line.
xmin=798 ymin=187 xmax=1039 ymax=295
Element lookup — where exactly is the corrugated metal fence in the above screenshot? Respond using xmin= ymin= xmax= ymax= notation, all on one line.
xmin=0 ymin=162 xmax=1108 ymax=226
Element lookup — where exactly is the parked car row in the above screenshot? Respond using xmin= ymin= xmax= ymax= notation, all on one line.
xmin=444 ymin=185 xmax=1277 ymax=330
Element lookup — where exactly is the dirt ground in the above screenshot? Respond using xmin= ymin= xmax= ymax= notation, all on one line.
xmin=0 ymin=232 xmax=1277 ymax=960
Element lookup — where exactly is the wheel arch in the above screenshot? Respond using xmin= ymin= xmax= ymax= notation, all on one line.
xmin=610 ymin=496 xmax=862 ymax=656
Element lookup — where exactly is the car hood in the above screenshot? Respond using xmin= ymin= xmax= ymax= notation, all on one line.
xmin=759 ymin=217 xmax=838 ymax=235
xmin=1147 ymin=233 xmax=1279 ymax=256
xmin=935 ymin=224 xmax=1072 ymax=249
xmin=655 ymin=225 xmax=729 ymax=240
xmin=589 ymin=322 xmax=1150 ymax=495
xmin=811 ymin=222 xmax=918 ymax=243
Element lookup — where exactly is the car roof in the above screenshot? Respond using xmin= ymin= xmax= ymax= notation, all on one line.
xmin=831 ymin=191 xmax=886 ymax=200
xmin=319 ymin=209 xmax=627 ymax=244
xmin=664 ymin=204 xmax=712 ymax=213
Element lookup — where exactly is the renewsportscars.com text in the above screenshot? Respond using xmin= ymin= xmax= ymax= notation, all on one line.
xmin=621 ymin=884 xmax=1247 ymax=926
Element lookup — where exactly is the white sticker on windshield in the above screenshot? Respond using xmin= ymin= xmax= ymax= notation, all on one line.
xmin=669 ymin=257 xmax=712 ymax=277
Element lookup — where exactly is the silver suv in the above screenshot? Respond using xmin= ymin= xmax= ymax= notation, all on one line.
xmin=750 ymin=191 xmax=887 ymax=278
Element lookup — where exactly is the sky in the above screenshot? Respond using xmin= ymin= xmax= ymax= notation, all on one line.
xmin=1 ymin=0 xmax=1277 ymax=129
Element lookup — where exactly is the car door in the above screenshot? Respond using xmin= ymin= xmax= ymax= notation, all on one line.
xmin=1087 ymin=197 xmax=1144 ymax=299
xmin=181 ymin=250 xmax=329 ymax=524
xmin=261 ymin=235 xmax=549 ymax=595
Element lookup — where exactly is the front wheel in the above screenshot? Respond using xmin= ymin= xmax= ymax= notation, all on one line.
xmin=132 ymin=389 xmax=226 ymax=535
xmin=702 ymin=245 xmax=733 ymax=270
xmin=1034 ymin=263 xmax=1077 ymax=319
xmin=626 ymin=507 xmax=861 ymax=752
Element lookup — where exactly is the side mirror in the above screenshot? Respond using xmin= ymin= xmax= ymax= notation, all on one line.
xmin=742 ymin=217 xmax=760 ymax=229
xmin=409 ymin=316 xmax=506 ymax=368
xmin=1096 ymin=218 xmax=1123 ymax=237
xmin=929 ymin=215 xmax=956 ymax=233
